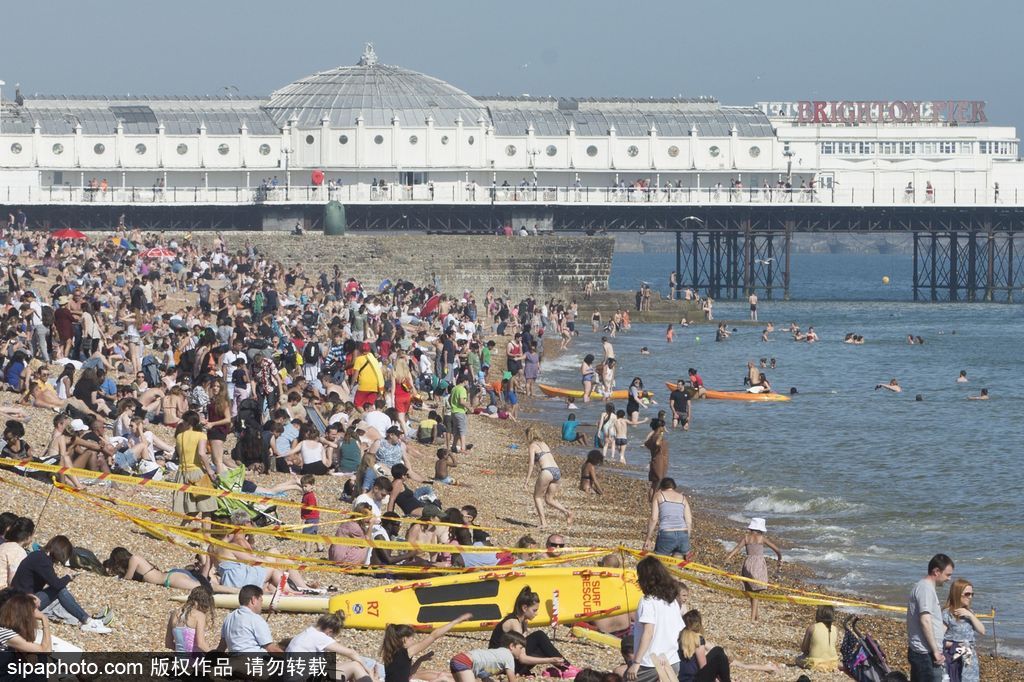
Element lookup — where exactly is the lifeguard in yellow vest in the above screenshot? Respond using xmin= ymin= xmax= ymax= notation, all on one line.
xmin=353 ymin=342 xmax=385 ymax=408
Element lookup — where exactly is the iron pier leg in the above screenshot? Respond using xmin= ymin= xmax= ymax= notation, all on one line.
xmin=692 ymin=231 xmax=700 ymax=297
xmin=1008 ymin=235 xmax=1015 ymax=304
xmin=986 ymin=230 xmax=995 ymax=302
xmin=967 ymin=231 xmax=977 ymax=302
xmin=742 ymin=222 xmax=752 ymax=297
xmin=949 ymin=231 xmax=959 ymax=302
xmin=913 ymin=232 xmax=919 ymax=302
xmin=766 ymin=233 xmax=775 ymax=300
xmin=930 ymin=232 xmax=938 ymax=302
xmin=784 ymin=223 xmax=792 ymax=301
xmin=675 ymin=230 xmax=682 ymax=300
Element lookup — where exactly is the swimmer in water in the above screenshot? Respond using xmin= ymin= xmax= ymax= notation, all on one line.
xmin=640 ymin=347 xmax=651 ymax=356
xmin=875 ymin=378 xmax=902 ymax=393
xmin=907 ymin=334 xmax=916 ymax=345
xmin=968 ymin=388 xmax=989 ymax=400
xmin=844 ymin=333 xmax=855 ymax=344
xmin=804 ymin=327 xmax=819 ymax=343
xmin=957 ymin=370 xmax=968 ymax=383
xmin=769 ymin=358 xmax=777 ymax=369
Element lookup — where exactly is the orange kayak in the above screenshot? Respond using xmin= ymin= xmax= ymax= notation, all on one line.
xmin=664 ymin=382 xmax=791 ymax=402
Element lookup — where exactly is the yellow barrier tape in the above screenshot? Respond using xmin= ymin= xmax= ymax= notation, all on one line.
xmin=0 ymin=457 xmax=516 ymax=532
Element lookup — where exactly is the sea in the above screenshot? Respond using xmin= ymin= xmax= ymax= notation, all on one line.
xmin=535 ymin=251 xmax=1024 ymax=656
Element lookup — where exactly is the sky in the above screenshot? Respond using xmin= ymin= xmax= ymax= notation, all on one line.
xmin=3 ymin=0 xmax=1022 ymax=132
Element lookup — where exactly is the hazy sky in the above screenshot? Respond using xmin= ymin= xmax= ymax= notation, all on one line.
xmin=3 ymin=1 xmax=1021 ymax=131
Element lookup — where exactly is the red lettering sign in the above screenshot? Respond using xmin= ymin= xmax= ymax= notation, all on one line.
xmin=367 ymin=600 xmax=379 ymax=618
xmin=794 ymin=100 xmax=986 ymax=124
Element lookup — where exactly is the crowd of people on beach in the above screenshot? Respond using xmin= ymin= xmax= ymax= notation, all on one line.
xmin=0 ymin=221 xmax=998 ymax=680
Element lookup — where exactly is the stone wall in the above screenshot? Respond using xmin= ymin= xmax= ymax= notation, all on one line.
xmin=199 ymin=232 xmax=614 ymax=300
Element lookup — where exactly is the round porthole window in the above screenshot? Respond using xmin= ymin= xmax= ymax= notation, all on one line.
xmin=338 ymin=135 xmax=349 ymax=145
xmin=10 ymin=143 xmax=22 ymax=154
xmin=667 ymin=145 xmax=680 ymax=158
xmin=374 ymin=135 xmax=384 ymax=145
xmin=626 ymin=145 xmax=639 ymax=157
xmin=505 ymin=145 xmax=517 ymax=156
xmin=467 ymin=135 xmax=475 ymax=145
xmin=177 ymin=143 xmax=189 ymax=155
xmin=218 ymin=143 xmax=230 ymax=155
xmin=546 ymin=145 xmax=557 ymax=157
xmin=93 ymin=143 xmax=106 ymax=155
xmin=749 ymin=145 xmax=761 ymax=158
xmin=52 ymin=143 xmax=65 ymax=155
xmin=135 ymin=143 xmax=147 ymax=155
xmin=440 ymin=135 xmax=450 ymax=145
xmin=304 ymin=135 xmax=314 ymax=145
xmin=258 ymin=143 xmax=271 ymax=156
xmin=709 ymin=145 xmax=721 ymax=157
xmin=409 ymin=135 xmax=418 ymax=145
xmin=586 ymin=145 xmax=598 ymax=157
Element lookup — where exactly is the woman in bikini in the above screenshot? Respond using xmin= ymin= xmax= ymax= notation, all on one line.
xmin=580 ymin=354 xmax=596 ymax=403
xmin=102 ymin=547 xmax=204 ymax=590
xmin=161 ymin=385 xmax=188 ymax=429
xmin=524 ymin=427 xmax=572 ymax=529
xmin=43 ymin=413 xmax=82 ymax=489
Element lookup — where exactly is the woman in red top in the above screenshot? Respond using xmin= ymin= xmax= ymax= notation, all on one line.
xmin=392 ymin=353 xmax=415 ymax=433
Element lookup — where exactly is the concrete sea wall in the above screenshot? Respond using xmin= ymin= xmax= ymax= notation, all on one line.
xmin=190 ymin=232 xmax=614 ymax=300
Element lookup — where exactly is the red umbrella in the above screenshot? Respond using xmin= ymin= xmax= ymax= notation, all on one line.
xmin=419 ymin=294 xmax=442 ymax=318
xmin=51 ymin=228 xmax=88 ymax=240
xmin=140 ymin=246 xmax=176 ymax=259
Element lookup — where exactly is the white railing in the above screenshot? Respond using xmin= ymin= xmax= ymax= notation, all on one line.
xmin=1 ymin=184 xmax=1016 ymax=207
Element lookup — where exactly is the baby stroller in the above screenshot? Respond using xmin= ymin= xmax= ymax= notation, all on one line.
xmin=841 ymin=615 xmax=892 ymax=681
xmin=232 ymin=398 xmax=266 ymax=471
xmin=213 ymin=465 xmax=282 ymax=528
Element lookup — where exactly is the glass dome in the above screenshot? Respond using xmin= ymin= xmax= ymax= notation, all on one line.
xmin=265 ymin=44 xmax=487 ymax=129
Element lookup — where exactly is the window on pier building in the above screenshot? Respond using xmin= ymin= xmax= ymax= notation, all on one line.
xmin=939 ymin=141 xmax=957 ymax=155
xmin=899 ymin=141 xmax=916 ymax=154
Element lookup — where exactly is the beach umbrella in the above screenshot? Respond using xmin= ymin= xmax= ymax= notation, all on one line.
xmin=51 ymin=228 xmax=87 ymax=240
xmin=110 ymin=236 xmax=134 ymax=250
xmin=140 ymin=246 xmax=176 ymax=259
xmin=420 ymin=294 xmax=442 ymax=318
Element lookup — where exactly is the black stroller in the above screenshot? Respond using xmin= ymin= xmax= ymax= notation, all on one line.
xmin=841 ymin=615 xmax=893 ymax=681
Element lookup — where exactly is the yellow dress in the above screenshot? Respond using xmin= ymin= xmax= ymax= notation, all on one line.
xmin=171 ymin=429 xmax=217 ymax=514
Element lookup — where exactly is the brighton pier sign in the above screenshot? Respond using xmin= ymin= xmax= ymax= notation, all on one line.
xmin=761 ymin=101 xmax=988 ymax=124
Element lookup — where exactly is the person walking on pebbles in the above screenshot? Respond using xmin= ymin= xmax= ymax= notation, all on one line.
xmin=723 ymin=518 xmax=782 ymax=621
xmin=524 ymin=428 xmax=573 ymax=530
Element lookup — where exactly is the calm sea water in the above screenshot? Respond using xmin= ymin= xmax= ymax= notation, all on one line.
xmin=540 ymin=252 xmax=1024 ymax=654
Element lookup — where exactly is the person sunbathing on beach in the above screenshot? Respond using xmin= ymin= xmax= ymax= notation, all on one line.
xmin=208 ymin=510 xmax=319 ymax=594
xmin=103 ymin=547 xmax=213 ymax=591
xmin=875 ymin=378 xmax=902 ymax=393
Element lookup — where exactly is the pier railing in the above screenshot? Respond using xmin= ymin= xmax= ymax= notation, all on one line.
xmin=2 ymin=183 xmax=1016 ymax=207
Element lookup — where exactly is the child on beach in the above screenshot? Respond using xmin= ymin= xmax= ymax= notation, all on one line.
xmin=434 ymin=448 xmax=457 ymax=485
xmin=564 ymin=397 xmax=578 ymax=410
xmin=300 ymin=475 xmax=322 ymax=553
xmin=460 ymin=505 xmax=490 ymax=544
xmin=380 ymin=613 xmax=471 ymax=682
xmin=450 ymin=631 xmax=529 ymax=682
xmin=579 ymin=450 xmax=604 ymax=495
xmin=614 ymin=410 xmax=629 ymax=464
xmin=561 ymin=414 xmax=587 ymax=446
xmin=501 ymin=377 xmax=519 ymax=422
xmin=723 ymin=518 xmax=783 ymax=621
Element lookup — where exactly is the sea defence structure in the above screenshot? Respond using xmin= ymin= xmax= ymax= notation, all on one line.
xmin=173 ymin=232 xmax=612 ymax=300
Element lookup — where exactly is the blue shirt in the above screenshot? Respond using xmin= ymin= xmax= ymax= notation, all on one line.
xmin=561 ymin=419 xmax=578 ymax=441
xmin=221 ymin=606 xmax=273 ymax=653
xmin=276 ymin=422 xmax=300 ymax=457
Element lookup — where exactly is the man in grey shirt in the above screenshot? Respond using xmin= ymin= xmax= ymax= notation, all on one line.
xmin=907 ymin=553 xmax=954 ymax=682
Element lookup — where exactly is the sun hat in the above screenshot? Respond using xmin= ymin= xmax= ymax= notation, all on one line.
xmin=748 ymin=517 xmax=767 ymax=533
xmin=69 ymin=418 xmax=89 ymax=432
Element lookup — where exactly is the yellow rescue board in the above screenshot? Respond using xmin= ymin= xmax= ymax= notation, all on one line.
xmin=171 ymin=593 xmax=331 ymax=613
xmin=571 ymin=625 xmax=623 ymax=649
xmin=329 ymin=567 xmax=640 ymax=631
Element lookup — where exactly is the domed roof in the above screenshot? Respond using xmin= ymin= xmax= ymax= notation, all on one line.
xmin=265 ymin=45 xmax=488 ymax=129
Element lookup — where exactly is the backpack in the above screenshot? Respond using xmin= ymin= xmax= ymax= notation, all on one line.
xmin=280 ymin=343 xmax=297 ymax=371
xmin=40 ymin=305 xmax=54 ymax=327
xmin=302 ymin=341 xmax=320 ymax=365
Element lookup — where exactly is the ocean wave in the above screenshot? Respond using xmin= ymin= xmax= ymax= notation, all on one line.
xmin=788 ymin=549 xmax=848 ymax=564
xmin=743 ymin=494 xmax=851 ymax=515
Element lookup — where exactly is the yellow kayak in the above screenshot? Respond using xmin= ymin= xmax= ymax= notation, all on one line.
xmin=665 ymin=382 xmax=791 ymax=402
xmin=538 ymin=384 xmax=653 ymax=401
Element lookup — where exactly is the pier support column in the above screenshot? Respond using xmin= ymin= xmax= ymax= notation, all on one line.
xmin=949 ymin=231 xmax=959 ymax=302
xmin=930 ymin=232 xmax=938 ymax=302
xmin=783 ymin=221 xmax=792 ymax=301
xmin=912 ymin=232 xmax=919 ymax=302
xmin=985 ymin=229 xmax=995 ymax=302
xmin=966 ymin=231 xmax=977 ymax=302
xmin=674 ymin=230 xmax=682 ymax=300
xmin=742 ymin=220 xmax=752 ymax=297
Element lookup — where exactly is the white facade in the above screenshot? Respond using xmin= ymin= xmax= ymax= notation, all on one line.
xmin=0 ymin=47 xmax=1021 ymax=206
